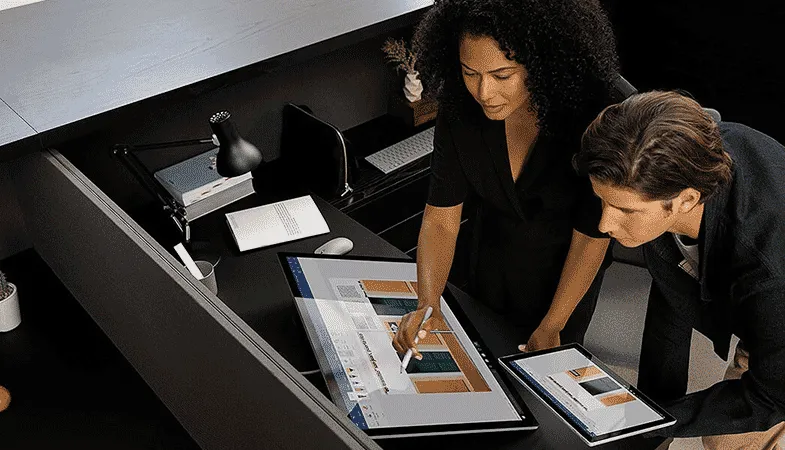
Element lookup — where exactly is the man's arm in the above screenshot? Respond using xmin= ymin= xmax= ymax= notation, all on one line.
xmin=653 ymin=279 xmax=785 ymax=438
xmin=525 ymin=229 xmax=609 ymax=351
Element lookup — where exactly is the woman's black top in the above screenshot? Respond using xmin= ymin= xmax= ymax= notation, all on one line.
xmin=427 ymin=106 xmax=609 ymax=328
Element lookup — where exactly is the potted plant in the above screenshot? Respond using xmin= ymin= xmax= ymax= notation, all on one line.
xmin=0 ymin=270 xmax=21 ymax=333
xmin=382 ymin=38 xmax=438 ymax=127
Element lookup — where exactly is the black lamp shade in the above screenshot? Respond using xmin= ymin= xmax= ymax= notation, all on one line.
xmin=210 ymin=111 xmax=264 ymax=177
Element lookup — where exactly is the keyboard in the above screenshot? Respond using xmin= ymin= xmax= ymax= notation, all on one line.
xmin=365 ymin=127 xmax=434 ymax=174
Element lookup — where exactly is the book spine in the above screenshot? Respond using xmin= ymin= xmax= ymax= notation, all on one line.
xmin=153 ymin=172 xmax=186 ymax=205
xmin=185 ymin=178 xmax=255 ymax=221
xmin=181 ymin=172 xmax=253 ymax=207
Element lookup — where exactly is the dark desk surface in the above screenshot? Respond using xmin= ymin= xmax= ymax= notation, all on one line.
xmin=0 ymin=0 xmax=432 ymax=154
xmin=0 ymin=249 xmax=200 ymax=449
xmin=157 ymin=188 xmax=665 ymax=450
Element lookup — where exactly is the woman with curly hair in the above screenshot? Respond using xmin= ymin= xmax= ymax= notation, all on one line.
xmin=392 ymin=0 xmax=621 ymax=358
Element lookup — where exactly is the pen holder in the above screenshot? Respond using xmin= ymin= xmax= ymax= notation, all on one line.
xmin=195 ymin=260 xmax=218 ymax=295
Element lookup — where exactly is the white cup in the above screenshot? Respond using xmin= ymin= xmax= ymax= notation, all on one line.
xmin=0 ymin=283 xmax=21 ymax=332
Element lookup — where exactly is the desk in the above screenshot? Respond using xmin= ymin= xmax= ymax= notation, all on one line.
xmin=12 ymin=147 xmax=666 ymax=449
xmin=0 ymin=250 xmax=199 ymax=449
xmin=0 ymin=0 xmax=432 ymax=156
xmin=169 ymin=187 xmax=665 ymax=450
xmin=0 ymin=99 xmax=37 ymax=160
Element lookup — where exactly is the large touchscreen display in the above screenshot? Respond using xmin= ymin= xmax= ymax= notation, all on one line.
xmin=285 ymin=256 xmax=522 ymax=431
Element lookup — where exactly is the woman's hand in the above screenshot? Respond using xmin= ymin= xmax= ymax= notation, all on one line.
xmin=392 ymin=306 xmax=443 ymax=360
xmin=519 ymin=323 xmax=561 ymax=353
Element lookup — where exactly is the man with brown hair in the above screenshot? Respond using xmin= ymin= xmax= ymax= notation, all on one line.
xmin=574 ymin=90 xmax=785 ymax=448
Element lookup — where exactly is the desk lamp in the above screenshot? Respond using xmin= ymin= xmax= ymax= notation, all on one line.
xmin=112 ymin=111 xmax=264 ymax=243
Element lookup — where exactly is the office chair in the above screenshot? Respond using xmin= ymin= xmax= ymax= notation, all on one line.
xmin=610 ymin=74 xmax=639 ymax=103
xmin=613 ymin=74 xmax=722 ymax=122
xmin=704 ymin=107 xmax=722 ymax=123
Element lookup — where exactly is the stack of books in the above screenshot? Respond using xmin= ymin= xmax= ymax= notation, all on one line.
xmin=153 ymin=147 xmax=255 ymax=221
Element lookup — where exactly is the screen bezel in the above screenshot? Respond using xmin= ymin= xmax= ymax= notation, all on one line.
xmin=277 ymin=252 xmax=538 ymax=438
xmin=498 ymin=344 xmax=676 ymax=445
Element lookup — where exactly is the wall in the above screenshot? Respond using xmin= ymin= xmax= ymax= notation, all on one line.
xmin=602 ymin=0 xmax=785 ymax=144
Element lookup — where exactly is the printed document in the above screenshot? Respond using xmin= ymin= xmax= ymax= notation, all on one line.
xmin=225 ymin=195 xmax=329 ymax=252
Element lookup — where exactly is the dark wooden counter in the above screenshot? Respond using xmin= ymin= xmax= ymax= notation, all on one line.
xmin=0 ymin=249 xmax=201 ymax=449
xmin=0 ymin=0 xmax=432 ymax=157
xmin=0 ymin=100 xmax=36 ymax=158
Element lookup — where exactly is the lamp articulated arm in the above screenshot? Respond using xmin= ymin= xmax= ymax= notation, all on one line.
xmin=111 ymin=137 xmax=218 ymax=209
xmin=111 ymin=140 xmax=217 ymax=243
xmin=124 ymin=137 xmax=216 ymax=152
xmin=110 ymin=111 xmax=264 ymax=243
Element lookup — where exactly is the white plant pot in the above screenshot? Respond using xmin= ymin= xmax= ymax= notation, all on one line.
xmin=404 ymin=72 xmax=423 ymax=102
xmin=0 ymin=283 xmax=21 ymax=332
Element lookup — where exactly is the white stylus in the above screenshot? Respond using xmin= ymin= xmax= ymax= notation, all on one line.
xmin=400 ymin=306 xmax=433 ymax=374
xmin=174 ymin=243 xmax=203 ymax=280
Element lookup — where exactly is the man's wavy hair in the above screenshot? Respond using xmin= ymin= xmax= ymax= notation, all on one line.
xmin=575 ymin=91 xmax=733 ymax=204
xmin=413 ymin=0 xmax=620 ymax=135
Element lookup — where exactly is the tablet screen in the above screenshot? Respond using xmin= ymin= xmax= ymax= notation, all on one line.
xmin=502 ymin=346 xmax=674 ymax=443
xmin=280 ymin=254 xmax=532 ymax=437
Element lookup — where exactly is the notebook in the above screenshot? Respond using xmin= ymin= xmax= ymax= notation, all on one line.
xmin=225 ymin=195 xmax=330 ymax=252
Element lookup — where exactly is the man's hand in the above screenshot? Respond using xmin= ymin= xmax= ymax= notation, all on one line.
xmin=519 ymin=323 xmax=561 ymax=353
xmin=392 ymin=306 xmax=442 ymax=360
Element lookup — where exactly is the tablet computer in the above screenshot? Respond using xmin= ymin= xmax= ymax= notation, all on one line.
xmin=278 ymin=253 xmax=538 ymax=439
xmin=499 ymin=344 xmax=676 ymax=447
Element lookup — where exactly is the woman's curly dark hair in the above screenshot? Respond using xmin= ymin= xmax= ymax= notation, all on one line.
xmin=413 ymin=0 xmax=620 ymax=135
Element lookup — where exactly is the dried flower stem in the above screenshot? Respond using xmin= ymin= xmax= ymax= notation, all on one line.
xmin=381 ymin=38 xmax=417 ymax=75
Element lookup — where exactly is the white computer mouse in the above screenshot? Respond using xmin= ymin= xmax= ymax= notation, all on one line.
xmin=314 ymin=237 xmax=354 ymax=255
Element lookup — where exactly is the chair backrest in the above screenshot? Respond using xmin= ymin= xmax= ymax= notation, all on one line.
xmin=703 ymin=107 xmax=722 ymax=122
xmin=610 ymin=74 xmax=638 ymax=103
xmin=611 ymin=74 xmax=722 ymax=122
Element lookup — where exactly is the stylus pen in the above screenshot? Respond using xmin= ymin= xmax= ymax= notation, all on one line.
xmin=400 ymin=306 xmax=433 ymax=374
